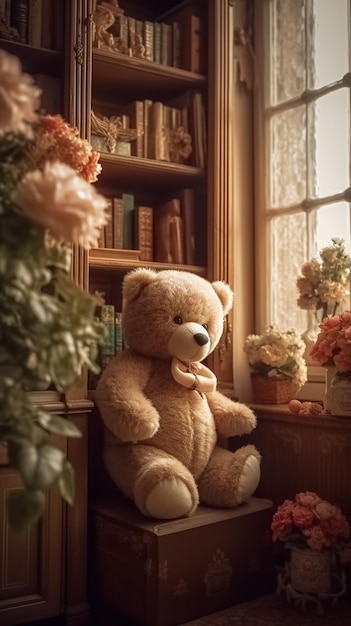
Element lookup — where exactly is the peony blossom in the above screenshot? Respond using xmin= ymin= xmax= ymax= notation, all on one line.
xmin=310 ymin=311 xmax=351 ymax=373
xmin=271 ymin=491 xmax=350 ymax=552
xmin=244 ymin=325 xmax=307 ymax=387
xmin=29 ymin=114 xmax=102 ymax=183
xmin=13 ymin=161 xmax=108 ymax=248
xmin=0 ymin=49 xmax=41 ymax=137
xmin=296 ymin=238 xmax=351 ymax=320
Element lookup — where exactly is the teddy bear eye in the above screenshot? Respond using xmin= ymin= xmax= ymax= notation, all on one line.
xmin=174 ymin=315 xmax=183 ymax=325
xmin=202 ymin=323 xmax=209 ymax=331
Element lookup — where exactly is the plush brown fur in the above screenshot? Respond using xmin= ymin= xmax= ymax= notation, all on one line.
xmin=96 ymin=269 xmax=261 ymax=519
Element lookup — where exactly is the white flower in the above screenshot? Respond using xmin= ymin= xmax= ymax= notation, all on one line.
xmin=0 ymin=50 xmax=41 ymax=137
xmin=13 ymin=161 xmax=108 ymax=248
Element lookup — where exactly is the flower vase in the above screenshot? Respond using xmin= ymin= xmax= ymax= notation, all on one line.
xmin=290 ymin=547 xmax=331 ymax=594
xmin=301 ymin=310 xmax=320 ymax=366
xmin=331 ymin=372 xmax=351 ymax=416
xmin=324 ymin=366 xmax=337 ymax=413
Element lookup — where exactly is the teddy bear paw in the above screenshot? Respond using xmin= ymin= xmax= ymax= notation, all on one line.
xmin=236 ymin=455 xmax=261 ymax=504
xmin=145 ymin=478 xmax=195 ymax=519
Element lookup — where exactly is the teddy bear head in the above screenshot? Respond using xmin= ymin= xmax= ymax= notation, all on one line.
xmin=121 ymin=268 xmax=233 ymax=362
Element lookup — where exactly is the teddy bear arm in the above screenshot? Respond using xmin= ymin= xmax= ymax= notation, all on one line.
xmin=95 ymin=354 xmax=160 ymax=441
xmin=207 ymin=392 xmax=257 ymax=437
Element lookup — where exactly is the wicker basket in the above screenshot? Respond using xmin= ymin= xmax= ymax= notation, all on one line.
xmin=251 ymin=373 xmax=298 ymax=404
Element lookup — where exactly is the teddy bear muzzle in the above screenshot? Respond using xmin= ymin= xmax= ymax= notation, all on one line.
xmin=168 ymin=321 xmax=211 ymax=362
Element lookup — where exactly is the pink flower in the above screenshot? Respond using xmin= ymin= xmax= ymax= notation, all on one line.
xmin=0 ymin=50 xmax=41 ymax=137
xmin=311 ymin=312 xmax=351 ymax=372
xmin=271 ymin=491 xmax=350 ymax=552
xmin=13 ymin=161 xmax=107 ymax=248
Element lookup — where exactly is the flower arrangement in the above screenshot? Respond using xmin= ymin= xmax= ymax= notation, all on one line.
xmin=0 ymin=50 xmax=108 ymax=528
xmin=244 ymin=325 xmax=307 ymax=387
xmin=296 ymin=238 xmax=351 ymax=320
xmin=271 ymin=491 xmax=350 ymax=552
xmin=310 ymin=311 xmax=351 ymax=373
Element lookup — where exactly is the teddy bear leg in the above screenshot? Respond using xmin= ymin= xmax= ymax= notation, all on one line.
xmin=104 ymin=443 xmax=199 ymax=519
xmin=135 ymin=451 xmax=200 ymax=519
xmin=197 ymin=444 xmax=261 ymax=508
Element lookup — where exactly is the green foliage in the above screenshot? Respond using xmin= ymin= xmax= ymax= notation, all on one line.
xmin=0 ymin=132 xmax=105 ymax=530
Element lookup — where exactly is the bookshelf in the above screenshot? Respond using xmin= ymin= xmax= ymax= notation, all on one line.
xmin=0 ymin=0 xmax=235 ymax=623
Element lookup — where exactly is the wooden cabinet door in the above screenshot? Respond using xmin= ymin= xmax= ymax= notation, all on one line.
xmin=0 ymin=444 xmax=65 ymax=626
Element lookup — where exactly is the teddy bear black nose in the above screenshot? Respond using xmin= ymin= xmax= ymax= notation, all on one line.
xmin=194 ymin=333 xmax=209 ymax=346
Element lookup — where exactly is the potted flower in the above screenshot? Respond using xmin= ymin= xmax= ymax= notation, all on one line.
xmin=310 ymin=312 xmax=351 ymax=415
xmin=244 ymin=325 xmax=307 ymax=404
xmin=271 ymin=491 xmax=350 ymax=595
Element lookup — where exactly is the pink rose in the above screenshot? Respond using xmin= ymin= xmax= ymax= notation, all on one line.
xmin=292 ymin=505 xmax=315 ymax=528
xmin=295 ymin=491 xmax=321 ymax=508
xmin=13 ymin=161 xmax=107 ymax=248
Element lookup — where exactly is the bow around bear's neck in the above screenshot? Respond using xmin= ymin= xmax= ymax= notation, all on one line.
xmin=171 ymin=358 xmax=217 ymax=393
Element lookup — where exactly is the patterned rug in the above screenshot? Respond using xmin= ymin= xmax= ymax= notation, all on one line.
xmin=181 ymin=593 xmax=351 ymax=625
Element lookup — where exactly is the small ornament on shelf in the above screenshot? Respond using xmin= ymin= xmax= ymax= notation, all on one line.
xmin=92 ymin=0 xmax=124 ymax=52
xmin=91 ymin=109 xmax=143 ymax=155
xmin=168 ymin=126 xmax=192 ymax=164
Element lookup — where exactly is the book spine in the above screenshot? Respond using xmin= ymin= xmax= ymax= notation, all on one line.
xmin=122 ymin=193 xmax=135 ymax=250
xmin=143 ymin=20 xmax=154 ymax=61
xmin=143 ymin=99 xmax=153 ymax=159
xmin=154 ymin=198 xmax=181 ymax=263
xmin=134 ymin=206 xmax=153 ymax=261
xmin=153 ymin=21 xmax=161 ymax=64
xmin=169 ymin=216 xmax=184 ymax=264
xmin=112 ymin=197 xmax=124 ymax=249
xmin=185 ymin=14 xmax=203 ymax=74
xmin=28 ymin=0 xmax=42 ymax=47
xmin=100 ymin=304 xmax=116 ymax=370
xmin=104 ymin=199 xmax=113 ymax=249
xmin=129 ymin=100 xmax=144 ymax=158
xmin=128 ymin=15 xmax=136 ymax=51
xmin=179 ymin=188 xmax=196 ymax=265
xmin=115 ymin=311 xmax=123 ymax=355
xmin=160 ymin=22 xmax=172 ymax=65
xmin=11 ymin=0 xmax=29 ymax=43
xmin=117 ymin=15 xmax=128 ymax=54
xmin=172 ymin=21 xmax=181 ymax=67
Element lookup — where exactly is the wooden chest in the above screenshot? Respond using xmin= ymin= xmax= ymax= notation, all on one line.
xmin=89 ymin=494 xmax=273 ymax=626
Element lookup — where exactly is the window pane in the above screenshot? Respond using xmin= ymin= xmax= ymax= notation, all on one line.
xmin=316 ymin=202 xmax=351 ymax=250
xmin=309 ymin=89 xmax=350 ymax=198
xmin=270 ymin=106 xmax=306 ymax=207
xmin=309 ymin=0 xmax=349 ymax=89
xmin=270 ymin=0 xmax=305 ymax=104
xmin=271 ymin=212 xmax=307 ymax=331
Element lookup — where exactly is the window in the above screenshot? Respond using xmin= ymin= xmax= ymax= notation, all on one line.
xmin=254 ymin=0 xmax=351 ymax=338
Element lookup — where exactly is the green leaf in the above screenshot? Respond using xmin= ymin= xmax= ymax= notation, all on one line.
xmin=36 ymin=413 xmax=82 ymax=438
xmin=17 ymin=442 xmax=65 ymax=489
xmin=57 ymin=459 xmax=75 ymax=505
xmin=7 ymin=489 xmax=46 ymax=532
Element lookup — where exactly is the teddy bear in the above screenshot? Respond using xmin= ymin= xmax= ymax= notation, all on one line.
xmin=95 ymin=268 xmax=261 ymax=520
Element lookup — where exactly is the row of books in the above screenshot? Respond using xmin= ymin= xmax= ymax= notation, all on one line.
xmin=1 ymin=0 xmax=63 ymax=50
xmin=88 ymin=304 xmax=124 ymax=389
xmin=98 ymin=189 xmax=197 ymax=266
xmin=104 ymin=6 xmax=205 ymax=74
xmin=91 ymin=91 xmax=206 ymax=169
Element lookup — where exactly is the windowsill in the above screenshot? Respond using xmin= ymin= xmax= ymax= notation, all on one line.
xmin=249 ymin=403 xmax=351 ymax=426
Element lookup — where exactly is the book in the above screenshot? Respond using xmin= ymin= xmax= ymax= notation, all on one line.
xmin=154 ymin=198 xmax=182 ymax=263
xmin=178 ymin=188 xmax=196 ymax=265
xmin=122 ymin=193 xmax=135 ymax=250
xmin=128 ymin=15 xmax=136 ymax=50
xmin=160 ymin=22 xmax=172 ymax=65
xmin=115 ymin=311 xmax=123 ymax=355
xmin=112 ymin=197 xmax=124 ymax=249
xmin=116 ymin=14 xmax=128 ymax=53
xmin=104 ymin=199 xmax=113 ymax=248
xmin=100 ymin=304 xmax=116 ymax=370
xmin=143 ymin=99 xmax=153 ymax=159
xmin=128 ymin=100 xmax=144 ymax=158
xmin=150 ymin=101 xmax=169 ymax=161
xmin=143 ymin=20 xmax=154 ymax=61
xmin=169 ymin=216 xmax=184 ymax=264
xmin=184 ymin=14 xmax=204 ymax=74
xmin=28 ymin=0 xmax=42 ymax=47
xmin=153 ymin=21 xmax=161 ymax=64
xmin=134 ymin=206 xmax=153 ymax=261
xmin=11 ymin=0 xmax=28 ymax=43
xmin=172 ymin=21 xmax=181 ymax=67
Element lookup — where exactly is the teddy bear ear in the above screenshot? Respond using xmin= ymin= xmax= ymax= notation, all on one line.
xmin=211 ymin=281 xmax=234 ymax=316
xmin=123 ymin=268 xmax=158 ymax=303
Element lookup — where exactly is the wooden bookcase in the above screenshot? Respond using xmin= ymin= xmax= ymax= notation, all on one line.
xmin=0 ymin=0 xmax=235 ymax=623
